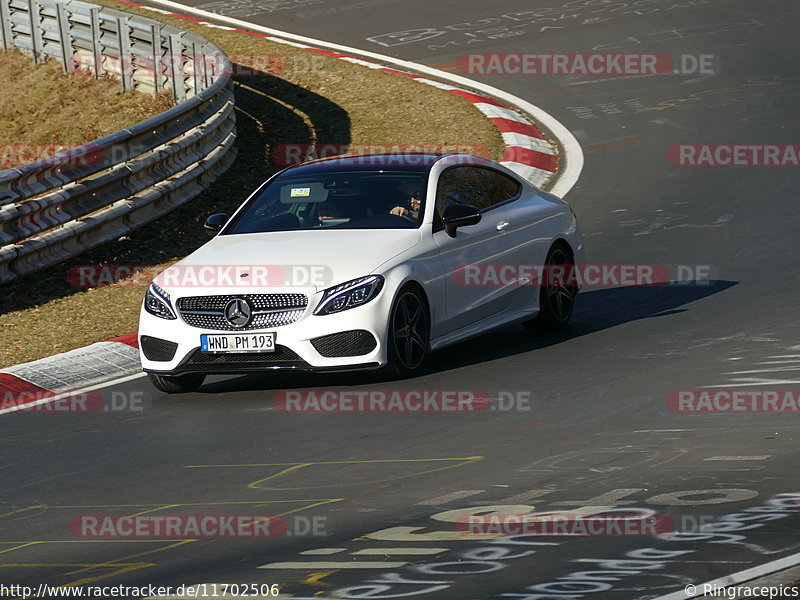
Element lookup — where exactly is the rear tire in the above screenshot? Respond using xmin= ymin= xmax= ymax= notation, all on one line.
xmin=523 ymin=242 xmax=577 ymax=332
xmin=378 ymin=285 xmax=430 ymax=380
xmin=147 ymin=372 xmax=205 ymax=394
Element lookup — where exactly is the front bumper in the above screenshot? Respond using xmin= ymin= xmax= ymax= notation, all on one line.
xmin=144 ymin=347 xmax=381 ymax=375
xmin=139 ymin=288 xmax=393 ymax=375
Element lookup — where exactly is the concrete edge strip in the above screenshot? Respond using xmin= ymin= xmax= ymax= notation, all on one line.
xmin=0 ymin=0 xmax=583 ymax=407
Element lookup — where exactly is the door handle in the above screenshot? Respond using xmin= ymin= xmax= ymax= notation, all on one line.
xmin=496 ymin=221 xmax=510 ymax=231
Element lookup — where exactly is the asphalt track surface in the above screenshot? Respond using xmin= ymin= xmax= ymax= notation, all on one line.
xmin=3 ymin=1 xmax=800 ymax=598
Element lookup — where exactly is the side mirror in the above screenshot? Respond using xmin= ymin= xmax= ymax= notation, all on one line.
xmin=442 ymin=204 xmax=481 ymax=237
xmin=204 ymin=213 xmax=228 ymax=237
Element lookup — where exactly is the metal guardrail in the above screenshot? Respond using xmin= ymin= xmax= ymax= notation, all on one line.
xmin=0 ymin=0 xmax=237 ymax=283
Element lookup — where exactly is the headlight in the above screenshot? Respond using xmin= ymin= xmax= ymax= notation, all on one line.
xmin=144 ymin=283 xmax=177 ymax=320
xmin=314 ymin=275 xmax=384 ymax=315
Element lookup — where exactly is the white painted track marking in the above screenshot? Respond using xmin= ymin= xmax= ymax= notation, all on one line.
xmin=352 ymin=548 xmax=448 ymax=555
xmin=259 ymin=561 xmax=408 ymax=569
xmin=704 ymin=456 xmax=771 ymax=461
xmin=300 ymin=548 xmax=346 ymax=555
xmin=417 ymin=490 xmax=485 ymax=505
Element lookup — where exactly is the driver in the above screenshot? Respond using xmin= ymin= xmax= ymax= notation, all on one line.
xmin=389 ymin=181 xmax=423 ymax=219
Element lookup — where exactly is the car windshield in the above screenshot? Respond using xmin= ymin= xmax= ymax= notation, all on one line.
xmin=225 ymin=170 xmax=428 ymax=234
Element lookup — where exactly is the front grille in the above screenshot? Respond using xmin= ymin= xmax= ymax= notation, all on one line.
xmin=180 ymin=310 xmax=305 ymax=331
xmin=140 ymin=336 xmax=178 ymax=362
xmin=311 ymin=330 xmax=378 ymax=358
xmin=177 ymin=294 xmax=308 ymax=331
xmin=183 ymin=346 xmax=308 ymax=368
xmin=179 ymin=294 xmax=307 ymax=311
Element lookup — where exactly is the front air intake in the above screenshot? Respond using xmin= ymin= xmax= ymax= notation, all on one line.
xmin=311 ymin=330 xmax=377 ymax=358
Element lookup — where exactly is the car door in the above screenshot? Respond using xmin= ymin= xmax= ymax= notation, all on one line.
xmin=432 ymin=165 xmax=521 ymax=335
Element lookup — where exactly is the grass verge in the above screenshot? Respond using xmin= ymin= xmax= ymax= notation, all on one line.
xmin=0 ymin=48 xmax=173 ymax=169
xmin=0 ymin=0 xmax=505 ymax=369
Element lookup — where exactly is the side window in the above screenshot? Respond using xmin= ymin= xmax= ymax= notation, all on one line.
xmin=435 ymin=167 xmax=521 ymax=217
xmin=488 ymin=169 xmax=521 ymax=206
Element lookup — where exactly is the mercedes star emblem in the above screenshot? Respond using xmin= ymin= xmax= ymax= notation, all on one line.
xmin=223 ymin=298 xmax=252 ymax=328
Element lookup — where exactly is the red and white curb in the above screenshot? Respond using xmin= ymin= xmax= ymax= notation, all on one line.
xmin=365 ymin=74 xmax=558 ymax=187
xmin=0 ymin=0 xmax=580 ymax=409
xmin=0 ymin=334 xmax=141 ymax=413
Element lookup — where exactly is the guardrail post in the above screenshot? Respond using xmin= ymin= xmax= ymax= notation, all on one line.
xmin=150 ymin=23 xmax=161 ymax=93
xmin=202 ymin=45 xmax=211 ymax=89
xmin=168 ymin=32 xmax=184 ymax=102
xmin=0 ymin=0 xmax=13 ymax=50
xmin=191 ymin=41 xmax=200 ymax=99
xmin=116 ymin=15 xmax=132 ymax=93
xmin=55 ymin=1 xmax=72 ymax=72
xmin=89 ymin=5 xmax=101 ymax=78
xmin=27 ymin=0 xmax=43 ymax=63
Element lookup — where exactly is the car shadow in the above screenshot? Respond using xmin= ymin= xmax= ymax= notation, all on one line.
xmin=425 ymin=279 xmax=737 ymax=373
xmin=0 ymin=66 xmax=351 ymax=315
xmin=191 ymin=280 xmax=737 ymax=395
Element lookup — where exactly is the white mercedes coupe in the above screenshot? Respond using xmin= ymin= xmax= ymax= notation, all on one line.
xmin=138 ymin=153 xmax=584 ymax=393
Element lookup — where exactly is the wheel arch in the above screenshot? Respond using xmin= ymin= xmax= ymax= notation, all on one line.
xmin=550 ymin=237 xmax=576 ymax=259
xmin=392 ymin=279 xmax=432 ymax=349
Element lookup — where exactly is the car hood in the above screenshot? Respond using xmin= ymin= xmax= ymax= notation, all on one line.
xmin=155 ymin=229 xmax=422 ymax=294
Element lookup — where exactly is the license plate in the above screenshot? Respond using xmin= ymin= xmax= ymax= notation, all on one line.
xmin=200 ymin=332 xmax=276 ymax=353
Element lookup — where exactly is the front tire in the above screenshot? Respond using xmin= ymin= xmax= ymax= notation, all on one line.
xmin=379 ymin=285 xmax=430 ymax=380
xmin=524 ymin=243 xmax=577 ymax=332
xmin=147 ymin=372 xmax=205 ymax=394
